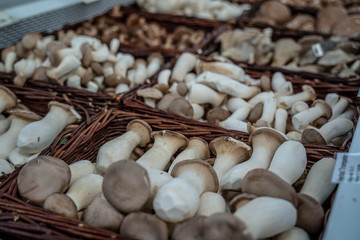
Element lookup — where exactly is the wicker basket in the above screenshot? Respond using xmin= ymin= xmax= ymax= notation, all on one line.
xmin=0 ymin=108 xmax=346 ymax=239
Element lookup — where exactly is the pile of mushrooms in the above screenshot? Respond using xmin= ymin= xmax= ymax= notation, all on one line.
xmin=0 ymin=31 xmax=165 ymax=94
xmin=0 ymin=86 xmax=81 ymax=175
xmin=74 ymin=11 xmax=206 ymax=50
xmin=216 ymin=28 xmax=360 ymax=78
xmin=137 ymin=53 xmax=355 ymax=146
xmin=136 ymin=0 xmax=251 ymax=21
xmin=17 ymin=121 xmax=338 ymax=239
xmin=251 ymin=1 xmax=360 ymax=36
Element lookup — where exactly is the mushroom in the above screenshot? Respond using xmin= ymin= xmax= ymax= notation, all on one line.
xmin=196 ymin=71 xmax=260 ymax=99
xmin=13 ymin=59 xmax=37 ymax=86
xmin=274 ymin=108 xmax=288 ymax=133
xmin=221 ymin=127 xmax=287 ymax=190
xmin=156 ymin=93 xmax=181 ymax=111
xmin=168 ymin=98 xmax=194 ymax=118
xmin=9 ymin=147 xmax=39 ymax=167
xmin=82 ymin=193 xmax=124 ymax=231
xmin=69 ymin=160 xmax=95 ymax=185
xmin=273 ymin=227 xmax=310 ymax=240
xmin=157 ymin=69 xmax=171 ymax=86
xmin=120 ymin=212 xmax=168 ymax=240
xmin=81 ymin=43 xmax=110 ymax=66
xmin=272 ymin=39 xmax=302 ymax=67
xmin=97 ymin=119 xmax=151 ymax=173
xmin=317 ymin=6 xmax=348 ymax=35
xmin=333 ymin=16 xmax=360 ymax=37
xmin=102 ymin=160 xmax=151 ymax=213
xmin=329 ymin=96 xmax=352 ymax=120
xmin=218 ymin=117 xmax=249 ymax=133
xmin=46 ymin=55 xmax=81 ymax=84
xmin=2 ymin=46 xmax=17 ymax=73
xmin=43 ymin=193 xmax=77 ymax=219
xmin=197 ymin=192 xmax=226 ymax=217
xmin=210 ymin=136 xmax=251 ymax=181
xmin=325 ymin=93 xmax=340 ymax=108
xmin=109 ymin=38 xmax=120 ymax=54
xmin=259 ymin=1 xmax=291 ymax=24
xmin=66 ymin=173 xmax=103 ymax=211
xmin=132 ymin=59 xmax=148 ymax=86
xmin=0 ymin=109 xmax=41 ymax=159
xmin=147 ymin=53 xmax=164 ymax=77
xmin=289 ymin=101 xmax=309 ymax=116
xmin=0 ymin=86 xmax=17 ymax=113
xmin=154 ymin=160 xmax=218 ymax=222
xmin=187 ymin=83 xmax=226 ymax=107
xmin=286 ymin=131 xmax=302 ymax=142
xmin=0 ymin=159 xmax=15 ymax=174
xmin=168 ymin=137 xmax=209 ymax=173
xmin=277 ymin=85 xmax=316 ymax=109
xmin=247 ymin=102 xmax=263 ymax=123
xmin=229 ymin=193 xmax=258 ymax=211
xmin=171 ymin=53 xmax=197 ymax=82
xmin=302 ymin=118 xmax=353 ymax=145
xmin=0 ymin=114 xmax=11 ymax=135
xmin=292 ymin=100 xmax=332 ymax=131
xmin=171 ymin=215 xmax=207 ymax=240
xmin=233 ymin=196 xmax=297 ymax=239
xmin=17 ymin=101 xmax=81 ymax=153
xmin=114 ymin=54 xmax=135 ymax=79
xmin=196 ymin=61 xmax=245 ymax=82
xmin=136 ymin=130 xmax=188 ymax=170
xmin=206 ymin=107 xmax=230 ymax=124
xmin=137 ymin=87 xmax=163 ymax=108
xmin=17 ymin=156 xmax=71 ymax=205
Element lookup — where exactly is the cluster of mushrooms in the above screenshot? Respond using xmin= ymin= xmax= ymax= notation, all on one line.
xmin=17 ymin=119 xmax=337 ymax=239
xmin=74 ymin=10 xmax=206 ymax=50
xmin=0 ymin=31 xmax=165 ymax=94
xmin=280 ymin=0 xmax=359 ymax=9
xmin=0 ymin=86 xmax=81 ymax=175
xmin=216 ymin=28 xmax=360 ymax=78
xmin=137 ymin=53 xmax=355 ymax=146
xmin=251 ymin=0 xmax=360 ymax=36
xmin=136 ymin=0 xmax=251 ymax=21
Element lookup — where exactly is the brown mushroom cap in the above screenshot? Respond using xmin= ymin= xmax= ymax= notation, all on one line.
xmin=156 ymin=93 xmax=181 ymax=110
xmin=81 ymin=43 xmax=93 ymax=67
xmin=0 ymin=86 xmax=17 ymax=111
xmin=316 ymin=6 xmax=348 ymax=35
xmin=17 ymin=156 xmax=71 ymax=205
xmin=46 ymin=41 xmax=67 ymax=67
xmin=126 ymin=119 xmax=152 ymax=147
xmin=313 ymin=117 xmax=328 ymax=128
xmin=21 ymin=32 xmax=41 ymax=50
xmin=102 ymin=160 xmax=151 ymax=213
xmin=151 ymin=130 xmax=188 ymax=151
xmin=167 ymin=98 xmax=194 ymax=118
xmin=82 ymin=193 xmax=124 ymax=231
xmin=172 ymin=215 xmax=207 ymax=240
xmin=242 ymin=169 xmax=298 ymax=207
xmin=90 ymin=62 xmax=104 ymax=76
xmin=7 ymin=109 xmax=42 ymax=121
xmin=171 ymin=159 xmax=218 ymax=193
xmin=301 ymin=128 xmax=326 ymax=145
xmin=137 ymin=87 xmax=163 ymax=100
xmin=120 ymin=212 xmax=168 ymax=240
xmin=43 ymin=193 xmax=77 ymax=219
xmin=33 ymin=67 xmax=50 ymax=82
xmin=296 ymin=193 xmax=324 ymax=234
xmin=206 ymin=107 xmax=230 ymax=125
xmin=210 ymin=136 xmax=251 ymax=161
xmin=249 ymin=127 xmax=287 ymax=147
xmin=81 ymin=68 xmax=94 ymax=86
xmin=333 ymin=16 xmax=360 ymax=37
xmin=248 ymin=102 xmax=263 ymax=123
xmin=229 ymin=193 xmax=258 ymax=212
xmin=259 ymin=1 xmax=292 ymax=24
xmin=260 ymin=76 xmax=271 ymax=91
xmin=312 ymin=99 xmax=332 ymax=119
xmin=177 ymin=82 xmax=189 ymax=96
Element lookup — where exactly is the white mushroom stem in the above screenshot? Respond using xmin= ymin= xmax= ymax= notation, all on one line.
xmin=114 ymin=54 xmax=135 ymax=78
xmin=91 ymin=44 xmax=110 ymax=62
xmin=14 ymin=59 xmax=37 ymax=78
xmin=277 ymin=85 xmax=316 ymax=109
xmin=8 ymin=147 xmax=39 ymax=167
xmin=325 ymin=93 xmax=340 ymax=107
xmin=5 ymin=51 xmax=17 ymax=73
xmin=272 ymin=72 xmax=287 ymax=92
xmin=300 ymin=158 xmax=336 ymax=204
xmin=273 ymin=227 xmax=310 ymax=240
xmin=259 ymin=96 xmax=277 ymax=124
xmin=86 ymin=81 xmax=98 ymax=93
xmin=109 ymin=38 xmax=120 ymax=54
xmin=147 ymin=55 xmax=164 ymax=77
xmin=337 ymin=106 xmax=355 ymax=120
xmin=133 ymin=60 xmax=147 ymax=86
xmin=71 ymin=35 xmax=102 ymax=49
xmin=196 ymin=71 xmax=260 ymax=99
xmin=147 ymin=169 xmax=173 ymax=201
xmin=0 ymin=159 xmax=15 ymax=174
xmin=274 ymin=108 xmax=288 ymax=134
xmin=157 ymin=69 xmax=171 ymax=86
xmin=66 ymin=75 xmax=82 ymax=89
xmin=58 ymin=48 xmax=83 ymax=60
xmin=268 ymin=141 xmax=307 ymax=185
xmin=115 ymin=83 xmax=130 ymax=94
xmin=218 ymin=117 xmax=249 ymax=133
xmin=197 ymin=192 xmax=226 ymax=216
xmin=234 ymin=197 xmax=297 ymax=239
xmin=191 ymin=103 xmax=205 ymax=120
xmin=187 ymin=83 xmax=226 ymax=107
xmin=144 ymin=98 xmax=156 ymax=108
xmin=196 ymin=61 xmax=245 ymax=81
xmin=276 ymin=82 xmax=293 ymax=97
xmin=137 ymin=131 xmax=187 ymax=170
xmin=171 ymin=53 xmax=198 ymax=82
xmin=17 ymin=103 xmax=81 ymax=153
xmin=292 ymin=101 xmax=331 ymax=131
xmin=66 ymin=173 xmax=103 ymax=211
xmin=47 ymin=55 xmax=81 ymax=80
xmin=185 ymin=73 xmax=197 ymax=86
xmin=69 ymin=160 xmax=95 ymax=185
xmin=286 ymin=131 xmax=302 ymax=142
xmin=248 ymin=91 xmax=275 ymax=106
xmin=0 ymin=116 xmax=11 ymax=135
xmin=289 ymin=101 xmax=309 ymax=115
xmin=317 ymin=118 xmax=353 ymax=144
xmin=329 ymin=96 xmax=352 ymax=120
xmin=168 ymin=138 xmax=209 ymax=173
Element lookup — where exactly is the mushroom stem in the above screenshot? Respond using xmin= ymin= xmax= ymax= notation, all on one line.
xmin=196 ymin=61 xmax=245 ymax=81
xmin=9 ymin=147 xmax=39 ymax=167
xmin=273 ymin=227 xmax=310 ymax=240
xmin=158 ymin=69 xmax=171 ymax=86
xmin=277 ymin=85 xmax=316 ymax=109
xmin=0 ymin=159 xmax=15 ymax=174
xmin=69 ymin=160 xmax=95 ymax=185
xmin=197 ymin=192 xmax=226 ymax=217
xmin=274 ymin=108 xmax=288 ymax=133
xmin=187 ymin=83 xmax=226 ymax=107
xmin=218 ymin=117 xmax=249 ymax=133
xmin=171 ymin=53 xmax=197 ymax=82
xmin=46 ymin=55 xmax=81 ymax=82
xmin=136 ymin=131 xmax=188 ymax=170
xmin=329 ymin=96 xmax=352 ymax=120
xmin=234 ymin=197 xmax=297 ymax=239
xmin=227 ymin=97 xmax=252 ymax=113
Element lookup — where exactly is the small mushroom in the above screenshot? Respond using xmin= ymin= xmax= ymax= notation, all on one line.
xmin=206 ymin=107 xmax=230 ymax=124
xmin=147 ymin=53 xmax=164 ymax=77
xmin=196 ymin=61 xmax=245 ymax=82
xmin=43 ymin=193 xmax=77 ymax=218
xmin=171 ymin=53 xmax=197 ymax=82
xmin=168 ymin=98 xmax=194 ymax=118
xmin=187 ymin=83 xmax=226 ymax=107
xmin=137 ymin=87 xmax=163 ymax=108
xmin=0 ymin=86 xmax=17 ymax=113
xmin=248 ymin=102 xmax=263 ymax=123
xmin=259 ymin=1 xmax=291 ymax=24
xmin=277 ymin=85 xmax=316 ymax=109
xmin=120 ymin=212 xmax=168 ymax=240
xmin=18 ymin=156 xmax=71 ymax=205
xmin=46 ymin=55 xmax=81 ymax=84
xmin=272 ymin=39 xmax=302 ymax=67
xmin=102 ymin=160 xmax=151 ymax=213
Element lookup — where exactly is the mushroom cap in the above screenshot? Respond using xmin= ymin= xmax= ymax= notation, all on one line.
xmin=259 ymin=1 xmax=291 ymax=24
xmin=17 ymin=156 xmax=71 ymax=205
xmin=153 ymin=83 xmax=170 ymax=93
xmin=0 ymin=86 xmax=17 ymax=110
xmin=296 ymin=193 xmax=324 ymax=234
xmin=210 ymin=136 xmax=251 ymax=159
xmin=249 ymin=127 xmax=287 ymax=147
xmin=242 ymin=169 xmax=298 ymax=207
xmin=177 ymin=82 xmax=189 ymax=96
xmin=171 ymin=159 xmax=218 ymax=193
xmin=312 ymin=99 xmax=332 ymax=119
xmin=102 ymin=160 xmax=151 ymax=213
xmin=90 ymin=62 xmax=104 ymax=76
xmin=206 ymin=107 xmax=230 ymax=125
xmin=126 ymin=119 xmax=152 ymax=147
xmin=151 ymin=130 xmax=188 ymax=150
xmin=247 ymin=102 xmax=263 ymax=123
xmin=157 ymin=93 xmax=181 ymax=110
xmin=188 ymin=137 xmax=210 ymax=159
xmin=301 ymin=128 xmax=326 ymax=145
xmin=120 ymin=212 xmax=168 ymax=240
xmin=316 ymin=6 xmax=348 ymax=35
xmin=82 ymin=193 xmax=124 ymax=231
xmin=7 ymin=109 xmax=42 ymax=121
xmin=137 ymin=87 xmax=163 ymax=100
xmin=168 ymin=98 xmax=194 ymax=118
xmin=21 ymin=32 xmax=41 ymax=50
xmin=81 ymin=68 xmax=93 ymax=85
xmin=80 ymin=43 xmax=93 ymax=67
xmin=171 ymin=215 xmax=207 ymax=240
xmin=43 ymin=193 xmax=77 ymax=219
xmin=46 ymin=41 xmax=67 ymax=66
xmin=333 ymin=16 xmax=360 ymax=37
xmin=229 ymin=193 xmax=258 ymax=212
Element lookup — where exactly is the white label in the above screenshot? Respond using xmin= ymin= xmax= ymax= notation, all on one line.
xmin=0 ymin=12 xmax=15 ymax=28
xmin=332 ymin=152 xmax=360 ymax=184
